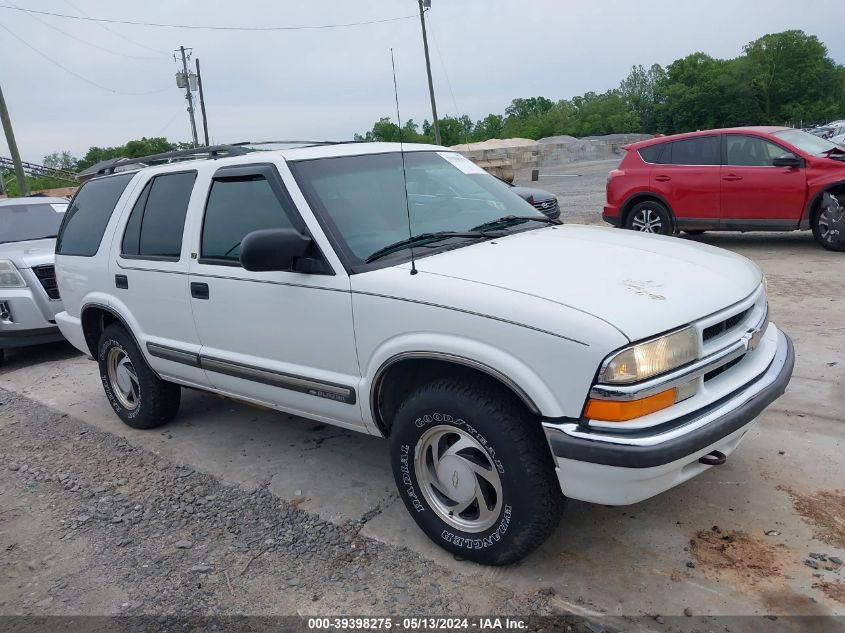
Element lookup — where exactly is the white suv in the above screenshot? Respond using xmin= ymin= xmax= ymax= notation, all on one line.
xmin=54 ymin=143 xmax=793 ymax=565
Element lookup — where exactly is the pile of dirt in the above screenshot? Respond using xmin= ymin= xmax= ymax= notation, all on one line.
xmin=812 ymin=580 xmax=845 ymax=604
xmin=779 ymin=486 xmax=845 ymax=548
xmin=449 ymin=138 xmax=537 ymax=151
xmin=690 ymin=526 xmax=787 ymax=586
xmin=536 ymin=135 xmax=581 ymax=145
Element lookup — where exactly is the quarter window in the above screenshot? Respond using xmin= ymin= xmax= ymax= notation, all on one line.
xmin=725 ymin=135 xmax=792 ymax=167
xmin=637 ymin=144 xmax=666 ymax=164
xmin=56 ymin=173 xmax=134 ymax=256
xmin=666 ymin=136 xmax=720 ymax=165
xmin=200 ymin=175 xmax=296 ymax=264
xmin=121 ymin=172 xmax=196 ymax=259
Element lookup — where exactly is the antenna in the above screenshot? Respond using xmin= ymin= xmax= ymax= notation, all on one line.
xmin=390 ymin=48 xmax=417 ymax=276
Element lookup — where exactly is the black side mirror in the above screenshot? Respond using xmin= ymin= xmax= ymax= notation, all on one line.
xmin=240 ymin=228 xmax=312 ymax=272
xmin=772 ymin=154 xmax=802 ymax=168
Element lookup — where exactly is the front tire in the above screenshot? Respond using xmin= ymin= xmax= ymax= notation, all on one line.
xmin=625 ymin=201 xmax=673 ymax=235
xmin=812 ymin=194 xmax=845 ymax=252
xmin=389 ymin=377 xmax=565 ymax=565
xmin=97 ymin=324 xmax=181 ymax=429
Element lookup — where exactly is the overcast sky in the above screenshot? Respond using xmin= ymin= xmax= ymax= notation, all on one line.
xmin=1 ymin=0 xmax=843 ymax=163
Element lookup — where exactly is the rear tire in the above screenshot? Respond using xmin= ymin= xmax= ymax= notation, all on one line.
xmin=625 ymin=201 xmax=673 ymax=235
xmin=97 ymin=324 xmax=181 ymax=429
xmin=812 ymin=196 xmax=845 ymax=252
xmin=389 ymin=377 xmax=565 ymax=565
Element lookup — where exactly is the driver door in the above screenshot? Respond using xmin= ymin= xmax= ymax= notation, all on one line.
xmin=720 ymin=134 xmax=806 ymax=227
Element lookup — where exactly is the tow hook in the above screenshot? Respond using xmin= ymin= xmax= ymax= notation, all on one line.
xmin=699 ymin=450 xmax=727 ymax=466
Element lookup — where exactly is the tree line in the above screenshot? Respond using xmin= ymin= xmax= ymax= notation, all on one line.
xmin=355 ymin=30 xmax=845 ymax=146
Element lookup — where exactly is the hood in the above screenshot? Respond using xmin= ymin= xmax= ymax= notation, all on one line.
xmin=406 ymin=225 xmax=761 ymax=342
xmin=0 ymin=238 xmax=57 ymax=269
xmin=510 ymin=185 xmax=556 ymax=202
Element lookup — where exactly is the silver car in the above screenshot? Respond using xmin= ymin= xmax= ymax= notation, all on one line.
xmin=0 ymin=196 xmax=68 ymax=362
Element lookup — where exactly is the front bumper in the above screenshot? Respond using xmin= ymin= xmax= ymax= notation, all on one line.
xmin=543 ymin=329 xmax=794 ymax=505
xmin=0 ymin=284 xmax=64 ymax=349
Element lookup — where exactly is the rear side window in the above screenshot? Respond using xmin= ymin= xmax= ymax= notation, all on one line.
xmin=666 ymin=136 xmax=720 ymax=165
xmin=56 ymin=174 xmax=134 ymax=256
xmin=200 ymin=175 xmax=296 ymax=264
xmin=637 ymin=144 xmax=665 ymax=164
xmin=121 ymin=172 xmax=196 ymax=259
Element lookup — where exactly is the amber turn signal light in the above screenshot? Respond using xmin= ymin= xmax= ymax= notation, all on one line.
xmin=584 ymin=388 xmax=676 ymax=422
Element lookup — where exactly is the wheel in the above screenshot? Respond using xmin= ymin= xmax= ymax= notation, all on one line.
xmin=683 ymin=230 xmax=706 ymax=235
xmin=625 ymin=201 xmax=673 ymax=235
xmin=97 ymin=324 xmax=181 ymax=429
xmin=812 ymin=194 xmax=845 ymax=252
xmin=389 ymin=377 xmax=565 ymax=565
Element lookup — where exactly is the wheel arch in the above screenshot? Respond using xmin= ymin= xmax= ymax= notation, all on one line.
xmin=801 ymin=181 xmax=845 ymax=230
xmin=620 ymin=192 xmax=675 ymax=229
xmin=80 ymin=302 xmax=146 ymax=365
xmin=370 ymin=352 xmax=542 ymax=437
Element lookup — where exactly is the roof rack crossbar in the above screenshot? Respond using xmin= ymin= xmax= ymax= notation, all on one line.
xmin=229 ymin=139 xmax=365 ymax=147
xmin=98 ymin=144 xmax=248 ymax=175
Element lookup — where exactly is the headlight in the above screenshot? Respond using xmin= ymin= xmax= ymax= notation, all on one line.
xmin=599 ymin=327 xmax=698 ymax=384
xmin=0 ymin=260 xmax=26 ymax=288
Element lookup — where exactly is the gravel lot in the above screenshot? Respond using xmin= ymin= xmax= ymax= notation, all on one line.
xmin=1 ymin=158 xmax=844 ymax=630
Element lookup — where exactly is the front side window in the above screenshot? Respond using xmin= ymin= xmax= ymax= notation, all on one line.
xmin=291 ymin=151 xmax=543 ymax=264
xmin=121 ymin=171 xmax=196 ymax=258
xmin=725 ymin=135 xmax=791 ymax=167
xmin=667 ymin=136 xmax=720 ymax=165
xmin=200 ymin=175 xmax=296 ymax=264
xmin=56 ymin=173 xmax=134 ymax=256
xmin=0 ymin=202 xmax=67 ymax=244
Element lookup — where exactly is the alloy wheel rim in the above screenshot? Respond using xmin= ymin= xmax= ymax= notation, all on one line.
xmin=818 ymin=209 xmax=834 ymax=242
xmin=414 ymin=425 xmax=503 ymax=533
xmin=632 ymin=208 xmax=662 ymax=233
xmin=107 ymin=347 xmax=140 ymax=410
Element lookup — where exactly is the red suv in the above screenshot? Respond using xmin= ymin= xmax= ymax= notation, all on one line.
xmin=603 ymin=126 xmax=845 ymax=251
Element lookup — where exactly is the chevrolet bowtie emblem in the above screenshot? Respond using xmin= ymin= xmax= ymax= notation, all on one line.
xmin=451 ymin=470 xmax=460 ymax=488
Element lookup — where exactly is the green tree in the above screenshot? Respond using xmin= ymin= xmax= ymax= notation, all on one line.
xmin=42 ymin=151 xmax=78 ymax=171
xmin=77 ymin=137 xmax=188 ymax=171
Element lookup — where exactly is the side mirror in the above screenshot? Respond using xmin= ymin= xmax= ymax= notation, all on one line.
xmin=240 ymin=228 xmax=312 ymax=272
xmin=772 ymin=154 xmax=802 ymax=168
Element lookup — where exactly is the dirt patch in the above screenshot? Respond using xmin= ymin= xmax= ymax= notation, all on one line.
xmin=779 ymin=486 xmax=845 ymax=549
xmin=690 ymin=526 xmax=788 ymax=587
xmin=813 ymin=580 xmax=845 ymax=604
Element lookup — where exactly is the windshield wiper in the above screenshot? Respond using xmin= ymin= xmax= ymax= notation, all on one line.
xmin=365 ymin=231 xmax=495 ymax=264
xmin=470 ymin=215 xmax=557 ymax=232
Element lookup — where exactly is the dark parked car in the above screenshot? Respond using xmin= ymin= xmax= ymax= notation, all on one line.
xmin=498 ymin=179 xmax=560 ymax=220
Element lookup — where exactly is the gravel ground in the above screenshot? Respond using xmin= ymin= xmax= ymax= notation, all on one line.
xmin=0 ymin=387 xmax=611 ymax=631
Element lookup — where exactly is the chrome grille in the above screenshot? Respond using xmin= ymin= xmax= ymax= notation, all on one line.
xmin=703 ymin=308 xmax=749 ymax=342
xmin=533 ymin=199 xmax=558 ymax=211
xmin=32 ymin=264 xmax=60 ymax=300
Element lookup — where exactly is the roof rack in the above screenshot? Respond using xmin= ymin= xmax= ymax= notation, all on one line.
xmin=97 ymin=144 xmax=248 ymax=176
xmin=229 ymin=139 xmax=366 ymax=148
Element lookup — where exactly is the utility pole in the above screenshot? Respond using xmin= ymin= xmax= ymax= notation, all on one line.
xmin=178 ymin=46 xmax=199 ymax=147
xmin=417 ymin=0 xmax=440 ymax=145
xmin=0 ymin=82 xmax=28 ymax=196
xmin=195 ymin=58 xmax=210 ymax=146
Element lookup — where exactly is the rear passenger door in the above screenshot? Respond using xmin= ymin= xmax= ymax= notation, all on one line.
xmin=650 ymin=136 xmax=721 ymax=230
xmin=110 ymin=170 xmax=210 ymax=387
xmin=187 ymin=163 xmax=364 ymax=431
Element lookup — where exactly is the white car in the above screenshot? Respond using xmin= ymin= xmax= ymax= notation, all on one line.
xmin=1 ymin=196 xmax=68 ymax=361
xmin=54 ymin=143 xmax=793 ymax=565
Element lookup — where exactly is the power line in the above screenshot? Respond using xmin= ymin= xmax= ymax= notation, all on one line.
xmin=10 ymin=1 xmax=161 ymax=61
xmin=62 ymin=0 xmax=170 ymax=56
xmin=0 ymin=24 xmax=171 ymax=96
xmin=0 ymin=5 xmax=418 ymax=31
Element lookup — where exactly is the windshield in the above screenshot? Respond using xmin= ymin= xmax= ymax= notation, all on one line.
xmin=0 ymin=201 xmax=67 ymax=244
xmin=291 ymin=151 xmax=543 ymax=264
xmin=773 ymin=129 xmax=841 ymax=156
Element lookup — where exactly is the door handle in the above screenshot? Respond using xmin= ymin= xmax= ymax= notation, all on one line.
xmin=654 ymin=175 xmax=671 ymax=182
xmin=722 ymin=174 xmax=743 ymax=181
xmin=190 ymin=282 xmax=209 ymax=300
xmin=115 ymin=274 xmax=128 ymax=289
